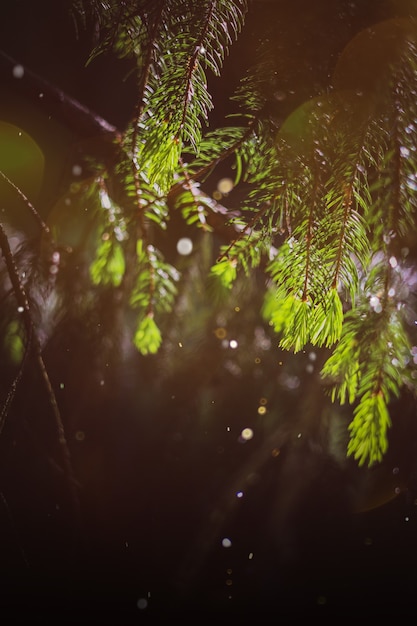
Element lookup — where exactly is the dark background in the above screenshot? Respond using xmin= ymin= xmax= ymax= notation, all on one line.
xmin=0 ymin=0 xmax=417 ymax=623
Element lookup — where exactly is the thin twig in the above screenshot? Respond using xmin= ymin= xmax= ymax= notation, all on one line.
xmin=0 ymin=325 xmax=32 ymax=436
xmin=0 ymin=169 xmax=50 ymax=235
xmin=0 ymin=223 xmax=81 ymax=528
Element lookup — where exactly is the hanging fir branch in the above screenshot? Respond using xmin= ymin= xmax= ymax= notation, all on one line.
xmin=3 ymin=3 xmax=417 ymax=465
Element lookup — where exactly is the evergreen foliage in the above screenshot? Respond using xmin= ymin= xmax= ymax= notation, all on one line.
xmin=1 ymin=2 xmax=417 ymax=467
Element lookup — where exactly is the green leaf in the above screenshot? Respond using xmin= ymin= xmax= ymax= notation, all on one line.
xmin=130 ymin=242 xmax=180 ymax=317
xmin=310 ymin=288 xmax=343 ymax=348
xmin=278 ymin=295 xmax=311 ymax=353
xmin=90 ymin=240 xmax=125 ymax=287
xmin=133 ymin=314 xmax=162 ymax=355
xmin=347 ymin=390 xmax=391 ymax=467
xmin=210 ymin=257 xmax=237 ymax=289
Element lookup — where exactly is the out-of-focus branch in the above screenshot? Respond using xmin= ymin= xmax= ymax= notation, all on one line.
xmin=0 ymin=169 xmax=51 ymax=235
xmin=0 ymin=222 xmax=82 ymax=529
xmin=0 ymin=50 xmax=120 ymax=142
xmin=0 ymin=50 xmax=242 ymax=241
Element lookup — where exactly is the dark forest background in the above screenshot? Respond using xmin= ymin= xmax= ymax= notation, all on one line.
xmin=0 ymin=0 xmax=417 ymax=622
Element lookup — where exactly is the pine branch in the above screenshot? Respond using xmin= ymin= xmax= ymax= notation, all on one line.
xmin=321 ymin=254 xmax=415 ymax=466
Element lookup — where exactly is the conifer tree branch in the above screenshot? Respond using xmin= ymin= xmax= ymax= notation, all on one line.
xmin=176 ymin=0 xmax=216 ymax=141
xmin=0 ymin=48 xmax=244 ymax=241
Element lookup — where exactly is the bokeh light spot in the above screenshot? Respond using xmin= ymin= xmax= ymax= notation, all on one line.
xmin=12 ymin=64 xmax=24 ymax=78
xmin=214 ymin=327 xmax=227 ymax=339
xmin=137 ymin=598 xmax=148 ymax=610
xmin=176 ymin=237 xmax=193 ymax=255
xmin=217 ymin=177 xmax=234 ymax=194
xmin=240 ymin=428 xmax=254 ymax=441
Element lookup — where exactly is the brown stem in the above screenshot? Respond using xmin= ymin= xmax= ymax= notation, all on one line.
xmin=0 ymin=169 xmax=51 ymax=236
xmin=0 ymin=50 xmax=119 ymax=142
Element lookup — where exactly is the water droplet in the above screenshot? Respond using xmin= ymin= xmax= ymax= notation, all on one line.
xmin=12 ymin=65 xmax=24 ymax=79
xmin=229 ymin=339 xmax=238 ymax=349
